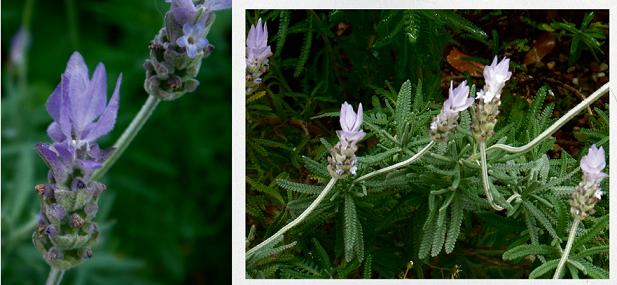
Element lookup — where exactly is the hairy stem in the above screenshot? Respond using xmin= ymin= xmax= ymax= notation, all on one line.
xmin=45 ymin=268 xmax=64 ymax=285
xmin=91 ymin=95 xmax=161 ymax=181
xmin=480 ymin=142 xmax=504 ymax=211
xmin=246 ymin=178 xmax=337 ymax=259
xmin=553 ymin=217 xmax=581 ymax=279
xmin=354 ymin=141 xmax=435 ymax=183
xmin=488 ymin=82 xmax=609 ymax=154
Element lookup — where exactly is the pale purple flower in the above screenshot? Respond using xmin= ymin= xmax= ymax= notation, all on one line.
xmin=476 ymin=56 xmax=512 ymax=103
xmin=336 ymin=102 xmax=365 ymax=145
xmin=246 ymin=18 xmax=272 ymax=67
xmin=176 ymin=23 xmax=209 ymax=58
xmin=167 ymin=0 xmax=199 ymax=26
xmin=444 ymin=81 xmax=473 ymax=113
xmin=46 ymin=52 xmax=122 ymax=148
xmin=9 ymin=27 xmax=30 ymax=67
xmin=430 ymin=81 xmax=472 ymax=131
xmin=580 ymin=144 xmax=607 ymax=184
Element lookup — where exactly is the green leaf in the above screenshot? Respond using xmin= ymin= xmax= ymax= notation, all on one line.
xmin=294 ymin=17 xmax=313 ymax=77
xmin=572 ymin=215 xmax=609 ymax=250
xmin=523 ymin=201 xmax=560 ymax=241
xmin=445 ymin=195 xmax=463 ymax=254
xmin=363 ymin=254 xmax=372 ymax=279
xmin=502 ymin=244 xmax=557 ymax=260
xmin=528 ymin=258 xmax=559 ymax=279
xmin=344 ymin=194 xmax=359 ymax=262
xmin=574 ymin=245 xmax=608 ymax=258
xmin=276 ymin=179 xmax=323 ymax=195
xmin=247 ymin=176 xmax=285 ymax=204
xmin=302 ymin=156 xmax=330 ymax=178
xmin=395 ymin=80 xmax=412 ymax=137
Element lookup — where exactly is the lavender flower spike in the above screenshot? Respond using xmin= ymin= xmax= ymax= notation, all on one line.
xmin=46 ymin=52 xmax=122 ymax=148
xmin=34 ymin=52 xmax=118 ymax=270
xmin=246 ymin=18 xmax=273 ymax=95
xmin=580 ymin=144 xmax=608 ymax=184
xmin=430 ymin=81 xmax=472 ymax=142
xmin=176 ymin=23 xmax=209 ymax=58
xmin=9 ymin=26 xmax=30 ymax=67
xmin=337 ymin=102 xmax=366 ymax=146
xmin=328 ymin=102 xmax=365 ymax=178
xmin=569 ymin=144 xmax=608 ymax=220
xmin=476 ymin=56 xmax=512 ymax=103
xmin=247 ymin=18 xmax=273 ymax=69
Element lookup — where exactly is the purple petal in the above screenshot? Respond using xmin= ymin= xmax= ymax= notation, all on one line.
xmin=58 ymin=76 xmax=73 ymax=140
xmin=47 ymin=122 xmax=67 ymax=142
xmin=46 ymin=82 xmax=62 ymax=122
xmin=35 ymin=144 xmax=65 ymax=180
xmin=83 ymin=74 xmax=121 ymax=142
xmin=84 ymin=63 xmax=108 ymax=124
xmin=176 ymin=36 xmax=189 ymax=48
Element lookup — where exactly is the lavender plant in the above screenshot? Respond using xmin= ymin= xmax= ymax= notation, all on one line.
xmin=33 ymin=51 xmax=121 ymax=280
xmin=28 ymin=1 xmax=230 ymax=284
xmin=246 ymin=51 xmax=610 ymax=278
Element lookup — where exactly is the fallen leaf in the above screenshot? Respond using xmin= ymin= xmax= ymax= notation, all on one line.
xmin=446 ymin=47 xmax=484 ymax=77
xmin=524 ymin=32 xmax=556 ymax=65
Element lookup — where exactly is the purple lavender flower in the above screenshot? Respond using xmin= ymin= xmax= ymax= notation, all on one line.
xmin=430 ymin=81 xmax=472 ymax=141
xmin=336 ymin=102 xmax=365 ymax=146
xmin=246 ymin=18 xmax=272 ymax=70
xmin=34 ymin=51 xmax=118 ymax=270
xmin=444 ymin=80 xmax=473 ymax=113
xmin=167 ymin=0 xmax=199 ymax=26
xmin=46 ymin=52 xmax=122 ymax=148
xmin=476 ymin=56 xmax=511 ymax=103
xmin=580 ymin=144 xmax=607 ymax=185
xmin=176 ymin=23 xmax=209 ymax=58
xmin=9 ymin=27 xmax=30 ymax=67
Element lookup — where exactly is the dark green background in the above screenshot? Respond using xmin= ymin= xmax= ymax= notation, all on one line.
xmin=1 ymin=0 xmax=231 ymax=284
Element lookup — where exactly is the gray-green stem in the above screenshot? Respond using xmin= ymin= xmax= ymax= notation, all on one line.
xmin=354 ymin=141 xmax=435 ymax=183
xmin=91 ymin=95 xmax=161 ymax=181
xmin=45 ymin=268 xmax=64 ymax=285
xmin=488 ymin=82 xmax=609 ymax=154
xmin=553 ymin=217 xmax=581 ymax=279
xmin=246 ymin=178 xmax=338 ymax=259
xmin=480 ymin=142 xmax=504 ymax=211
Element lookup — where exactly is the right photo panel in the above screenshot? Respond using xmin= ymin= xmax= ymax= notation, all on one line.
xmin=244 ymin=10 xmax=609 ymax=279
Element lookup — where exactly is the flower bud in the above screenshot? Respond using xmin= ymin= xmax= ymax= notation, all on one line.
xmin=45 ymin=204 xmax=66 ymax=223
xmin=71 ymin=213 xmax=85 ymax=229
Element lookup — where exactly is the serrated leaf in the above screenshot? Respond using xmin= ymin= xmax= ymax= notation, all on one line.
xmin=572 ymin=215 xmax=609 ymax=250
xmin=276 ymin=179 xmax=323 ymax=195
xmin=502 ymin=244 xmax=557 ymax=260
xmin=528 ymin=258 xmax=559 ymax=279
xmin=445 ymin=195 xmax=463 ymax=254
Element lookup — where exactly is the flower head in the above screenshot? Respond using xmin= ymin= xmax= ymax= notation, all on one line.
xmin=476 ymin=56 xmax=511 ymax=103
xmin=176 ymin=23 xmax=209 ymax=58
xmin=580 ymin=144 xmax=607 ymax=184
xmin=167 ymin=0 xmax=199 ymax=26
xmin=247 ymin=18 xmax=272 ymax=65
xmin=10 ymin=27 xmax=30 ymax=67
xmin=444 ymin=80 xmax=473 ymax=113
xmin=46 ymin=52 xmax=121 ymax=148
xmin=336 ymin=102 xmax=365 ymax=146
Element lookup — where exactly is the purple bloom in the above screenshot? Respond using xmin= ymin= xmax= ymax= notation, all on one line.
xmin=336 ymin=102 xmax=365 ymax=145
xmin=477 ymin=56 xmax=512 ymax=103
xmin=431 ymin=81 xmax=472 ymax=131
xmin=444 ymin=81 xmax=473 ymax=113
xmin=580 ymin=144 xmax=607 ymax=184
xmin=246 ymin=18 xmax=272 ymax=67
xmin=176 ymin=23 xmax=209 ymax=58
xmin=167 ymin=0 xmax=199 ymax=26
xmin=9 ymin=27 xmax=30 ymax=67
xmin=46 ymin=52 xmax=122 ymax=148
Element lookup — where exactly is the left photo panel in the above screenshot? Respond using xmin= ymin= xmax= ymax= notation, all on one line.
xmin=1 ymin=0 xmax=231 ymax=284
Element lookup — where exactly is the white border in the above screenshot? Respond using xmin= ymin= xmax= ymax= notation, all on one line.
xmin=232 ymin=1 xmax=617 ymax=284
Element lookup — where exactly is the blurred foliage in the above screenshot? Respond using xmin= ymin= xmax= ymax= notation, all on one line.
xmin=2 ymin=0 xmax=230 ymax=284
xmin=245 ymin=10 xmax=609 ymax=279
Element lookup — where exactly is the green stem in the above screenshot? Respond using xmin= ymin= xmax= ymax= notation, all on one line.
xmin=553 ymin=217 xmax=581 ymax=279
xmin=45 ymin=268 xmax=64 ymax=285
xmin=488 ymin=82 xmax=609 ymax=154
xmin=354 ymin=141 xmax=435 ymax=183
xmin=480 ymin=142 xmax=504 ymax=211
xmin=246 ymin=178 xmax=337 ymax=259
xmin=91 ymin=95 xmax=161 ymax=181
